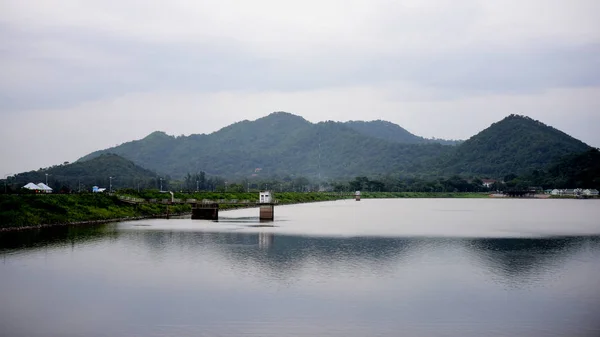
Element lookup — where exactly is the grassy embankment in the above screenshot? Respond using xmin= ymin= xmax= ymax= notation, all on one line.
xmin=0 ymin=191 xmax=490 ymax=230
xmin=0 ymin=192 xmax=349 ymax=230
xmin=0 ymin=194 xmax=190 ymax=230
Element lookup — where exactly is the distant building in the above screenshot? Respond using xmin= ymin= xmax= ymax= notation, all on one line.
xmin=92 ymin=186 xmax=107 ymax=193
xmin=36 ymin=183 xmax=53 ymax=193
xmin=481 ymin=179 xmax=497 ymax=188
xmin=259 ymin=191 xmax=272 ymax=203
xmin=584 ymin=189 xmax=599 ymax=196
xmin=23 ymin=182 xmax=41 ymax=191
xmin=551 ymin=189 xmax=561 ymax=195
xmin=563 ymin=188 xmax=584 ymax=196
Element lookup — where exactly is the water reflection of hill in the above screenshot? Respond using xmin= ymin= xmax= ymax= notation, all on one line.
xmin=0 ymin=224 xmax=119 ymax=252
xmin=464 ymin=237 xmax=600 ymax=287
xmin=4 ymin=224 xmax=600 ymax=289
xmin=129 ymin=230 xmax=420 ymax=281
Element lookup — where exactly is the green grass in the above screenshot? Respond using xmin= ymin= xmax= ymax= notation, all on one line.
xmin=0 ymin=194 xmax=190 ymax=229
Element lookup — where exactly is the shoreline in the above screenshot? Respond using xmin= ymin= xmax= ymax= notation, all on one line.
xmin=0 ymin=212 xmax=193 ymax=232
xmin=0 ymin=198 xmax=352 ymax=232
xmin=4 ymin=193 xmax=596 ymax=232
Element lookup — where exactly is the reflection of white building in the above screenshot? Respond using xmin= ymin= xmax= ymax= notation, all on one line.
xmin=258 ymin=232 xmax=274 ymax=249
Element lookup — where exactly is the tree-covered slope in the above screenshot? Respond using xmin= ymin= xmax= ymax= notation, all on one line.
xmin=538 ymin=149 xmax=600 ymax=189
xmin=344 ymin=120 xmax=461 ymax=145
xmin=440 ymin=115 xmax=591 ymax=177
xmin=79 ymin=112 xmax=451 ymax=179
xmin=11 ymin=154 xmax=159 ymax=191
xmin=76 ymin=112 xmax=591 ymax=180
xmin=344 ymin=120 xmax=426 ymax=144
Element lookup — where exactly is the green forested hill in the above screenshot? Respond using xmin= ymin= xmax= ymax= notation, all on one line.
xmin=79 ymin=112 xmax=451 ymax=178
xmin=11 ymin=154 xmax=159 ymax=191
xmin=76 ymin=112 xmax=592 ymax=180
xmin=439 ymin=115 xmax=591 ymax=177
xmin=344 ymin=120 xmax=461 ymax=145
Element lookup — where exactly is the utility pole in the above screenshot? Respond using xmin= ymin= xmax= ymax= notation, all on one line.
xmin=160 ymin=178 xmax=163 ymax=192
xmin=196 ymin=180 xmax=199 ymax=192
xmin=45 ymin=173 xmax=49 ymax=186
xmin=109 ymin=176 xmax=114 ymax=193
xmin=3 ymin=174 xmax=11 ymax=194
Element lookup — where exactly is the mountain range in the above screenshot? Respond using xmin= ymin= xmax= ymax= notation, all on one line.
xmin=76 ymin=112 xmax=592 ymax=180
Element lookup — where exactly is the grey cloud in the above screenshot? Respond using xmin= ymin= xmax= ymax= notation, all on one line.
xmin=2 ymin=21 xmax=600 ymax=112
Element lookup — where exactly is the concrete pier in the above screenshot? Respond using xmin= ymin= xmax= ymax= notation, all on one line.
xmin=259 ymin=204 xmax=274 ymax=221
xmin=191 ymin=203 xmax=219 ymax=220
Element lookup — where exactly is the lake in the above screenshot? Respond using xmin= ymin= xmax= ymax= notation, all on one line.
xmin=1 ymin=199 xmax=600 ymax=336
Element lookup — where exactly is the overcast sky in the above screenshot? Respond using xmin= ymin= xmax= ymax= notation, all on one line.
xmin=1 ymin=0 xmax=599 ymax=177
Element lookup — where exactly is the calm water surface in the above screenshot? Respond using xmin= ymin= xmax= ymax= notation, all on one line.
xmin=1 ymin=199 xmax=600 ymax=336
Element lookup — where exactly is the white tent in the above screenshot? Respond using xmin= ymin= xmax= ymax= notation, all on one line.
xmin=23 ymin=182 xmax=41 ymax=190
xmin=37 ymin=183 xmax=53 ymax=193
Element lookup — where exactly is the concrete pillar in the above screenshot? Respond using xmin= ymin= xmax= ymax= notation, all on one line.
xmin=259 ymin=204 xmax=274 ymax=221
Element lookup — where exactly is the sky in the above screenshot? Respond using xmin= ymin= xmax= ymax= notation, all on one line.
xmin=1 ymin=0 xmax=600 ymax=177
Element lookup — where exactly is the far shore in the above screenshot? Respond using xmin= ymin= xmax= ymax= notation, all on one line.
xmin=2 ymin=192 xmax=597 ymax=232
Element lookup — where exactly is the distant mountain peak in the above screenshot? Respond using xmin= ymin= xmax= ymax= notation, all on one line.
xmin=441 ymin=113 xmax=591 ymax=176
xmin=143 ymin=131 xmax=172 ymax=139
xmin=262 ymin=111 xmax=309 ymax=122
